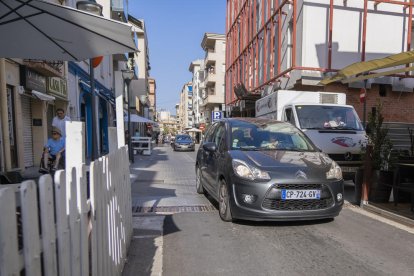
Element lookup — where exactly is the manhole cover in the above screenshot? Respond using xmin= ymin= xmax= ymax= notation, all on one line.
xmin=133 ymin=205 xmax=216 ymax=213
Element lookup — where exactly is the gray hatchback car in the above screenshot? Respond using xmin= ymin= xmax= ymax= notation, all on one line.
xmin=195 ymin=118 xmax=344 ymax=222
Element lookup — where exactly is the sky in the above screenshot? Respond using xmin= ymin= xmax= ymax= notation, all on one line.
xmin=129 ymin=0 xmax=226 ymax=115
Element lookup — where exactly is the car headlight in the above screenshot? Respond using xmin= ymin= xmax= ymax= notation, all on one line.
xmin=326 ymin=161 xmax=342 ymax=180
xmin=232 ymin=159 xmax=270 ymax=181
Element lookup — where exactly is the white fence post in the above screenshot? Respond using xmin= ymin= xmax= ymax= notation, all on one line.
xmin=65 ymin=122 xmax=86 ymax=275
xmin=0 ymin=187 xmax=20 ymax=275
xmin=38 ymin=174 xmax=58 ymax=276
xmin=20 ymin=180 xmax=42 ymax=276
xmin=115 ymin=71 xmax=125 ymax=149
xmin=108 ymin=127 xmax=118 ymax=153
xmin=54 ymin=170 xmax=71 ymax=276
xmin=0 ymin=146 xmax=132 ymax=276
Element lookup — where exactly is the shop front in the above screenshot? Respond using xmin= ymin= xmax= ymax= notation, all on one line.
xmin=69 ymin=62 xmax=114 ymax=159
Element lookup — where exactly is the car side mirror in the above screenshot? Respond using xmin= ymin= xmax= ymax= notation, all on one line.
xmin=203 ymin=142 xmax=216 ymax=152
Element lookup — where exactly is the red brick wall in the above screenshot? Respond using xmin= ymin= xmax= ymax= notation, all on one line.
xmin=293 ymin=83 xmax=414 ymax=123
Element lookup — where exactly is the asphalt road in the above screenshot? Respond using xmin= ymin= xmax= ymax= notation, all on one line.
xmin=163 ymin=210 xmax=414 ymax=276
xmin=123 ymin=144 xmax=414 ymax=276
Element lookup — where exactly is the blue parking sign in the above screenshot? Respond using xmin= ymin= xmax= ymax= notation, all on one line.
xmin=212 ymin=111 xmax=222 ymax=122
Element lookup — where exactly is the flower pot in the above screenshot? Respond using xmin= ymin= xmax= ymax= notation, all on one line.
xmin=368 ymin=170 xmax=393 ymax=203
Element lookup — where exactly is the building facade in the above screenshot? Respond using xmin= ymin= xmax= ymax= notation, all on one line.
xmin=200 ymin=33 xmax=226 ymax=125
xmin=178 ymin=82 xmax=194 ymax=131
xmin=128 ymin=16 xmax=151 ymax=118
xmin=148 ymin=78 xmax=157 ymax=121
xmin=0 ymin=0 xmax=136 ymax=174
xmin=157 ymin=110 xmax=177 ymax=135
xmin=225 ymin=0 xmax=414 ymax=121
xmin=188 ymin=60 xmax=204 ymax=125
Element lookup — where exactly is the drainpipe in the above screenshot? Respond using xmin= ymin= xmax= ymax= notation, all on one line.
xmin=0 ymin=58 xmax=12 ymax=171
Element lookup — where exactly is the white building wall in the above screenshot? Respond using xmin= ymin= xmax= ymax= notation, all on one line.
xmin=301 ymin=0 xmax=408 ymax=72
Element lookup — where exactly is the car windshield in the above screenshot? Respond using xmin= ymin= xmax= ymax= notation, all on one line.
xmin=295 ymin=105 xmax=364 ymax=131
xmin=176 ymin=136 xmax=192 ymax=142
xmin=231 ymin=121 xmax=315 ymax=151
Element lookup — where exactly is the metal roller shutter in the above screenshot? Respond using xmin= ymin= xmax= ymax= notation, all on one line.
xmin=21 ymin=96 xmax=34 ymax=167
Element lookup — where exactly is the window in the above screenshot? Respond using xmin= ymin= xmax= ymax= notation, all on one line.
xmin=204 ymin=123 xmax=218 ymax=142
xmin=284 ymin=108 xmax=295 ymax=125
xmin=213 ymin=124 xmax=226 ymax=150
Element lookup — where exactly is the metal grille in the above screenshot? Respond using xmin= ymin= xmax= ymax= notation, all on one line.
xmin=275 ymin=183 xmax=322 ymax=190
xmin=328 ymin=154 xmax=362 ymax=162
xmin=263 ymin=198 xmax=334 ymax=211
xmin=133 ymin=205 xmax=216 ymax=213
xmin=319 ymin=93 xmax=338 ymax=104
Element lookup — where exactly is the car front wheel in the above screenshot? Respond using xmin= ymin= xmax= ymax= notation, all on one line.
xmin=219 ymin=180 xmax=233 ymax=222
xmin=196 ymin=167 xmax=204 ymax=194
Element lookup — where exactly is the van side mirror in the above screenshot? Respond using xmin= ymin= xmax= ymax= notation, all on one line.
xmin=203 ymin=142 xmax=216 ymax=152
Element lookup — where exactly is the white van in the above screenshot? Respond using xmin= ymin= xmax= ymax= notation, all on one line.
xmin=255 ymin=90 xmax=367 ymax=180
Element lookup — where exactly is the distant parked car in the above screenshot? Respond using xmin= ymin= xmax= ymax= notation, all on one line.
xmin=173 ymin=135 xmax=195 ymax=151
xmin=195 ymin=118 xmax=344 ymax=222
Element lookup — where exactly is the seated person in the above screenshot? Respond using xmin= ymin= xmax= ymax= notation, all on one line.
xmin=261 ymin=133 xmax=279 ymax=149
xmin=40 ymin=127 xmax=65 ymax=172
xmin=324 ymin=112 xmax=346 ymax=128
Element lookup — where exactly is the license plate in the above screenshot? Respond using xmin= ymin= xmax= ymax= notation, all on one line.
xmin=341 ymin=167 xmax=358 ymax=173
xmin=281 ymin=189 xmax=321 ymax=200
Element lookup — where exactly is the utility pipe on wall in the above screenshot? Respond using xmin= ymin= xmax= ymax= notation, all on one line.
xmin=0 ymin=58 xmax=12 ymax=171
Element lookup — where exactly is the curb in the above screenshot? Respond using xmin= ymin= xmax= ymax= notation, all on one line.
xmin=361 ymin=203 xmax=414 ymax=228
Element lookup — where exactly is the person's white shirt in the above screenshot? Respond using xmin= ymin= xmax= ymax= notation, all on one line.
xmin=52 ymin=115 xmax=71 ymax=137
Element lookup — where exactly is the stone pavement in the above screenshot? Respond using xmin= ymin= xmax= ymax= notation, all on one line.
xmin=122 ymin=144 xmax=214 ymax=276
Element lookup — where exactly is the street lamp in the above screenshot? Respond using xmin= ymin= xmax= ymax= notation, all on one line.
xmin=122 ymin=70 xmax=134 ymax=163
xmin=76 ymin=0 xmax=103 ymax=161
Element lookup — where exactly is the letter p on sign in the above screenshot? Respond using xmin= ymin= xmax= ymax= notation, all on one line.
xmin=212 ymin=111 xmax=222 ymax=122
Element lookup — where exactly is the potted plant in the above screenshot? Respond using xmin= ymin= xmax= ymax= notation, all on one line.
xmin=362 ymin=101 xmax=395 ymax=203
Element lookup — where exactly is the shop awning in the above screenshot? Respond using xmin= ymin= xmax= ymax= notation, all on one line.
xmin=79 ymin=80 xmax=115 ymax=105
xmin=186 ymin=128 xmax=202 ymax=132
xmin=125 ymin=114 xmax=156 ymax=124
xmin=320 ymin=50 xmax=414 ymax=85
xmin=32 ymin=90 xmax=55 ymax=101
xmin=0 ymin=0 xmax=137 ymax=61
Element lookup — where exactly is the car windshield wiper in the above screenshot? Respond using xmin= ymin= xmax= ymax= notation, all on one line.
xmin=239 ymin=146 xmax=260 ymax=151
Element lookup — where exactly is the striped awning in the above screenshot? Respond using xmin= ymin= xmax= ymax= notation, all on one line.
xmin=320 ymin=50 xmax=414 ymax=85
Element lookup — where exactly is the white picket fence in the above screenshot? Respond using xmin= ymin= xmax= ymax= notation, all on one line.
xmin=0 ymin=147 xmax=132 ymax=276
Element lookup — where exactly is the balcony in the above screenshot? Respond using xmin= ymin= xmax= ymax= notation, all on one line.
xmin=205 ymin=70 xmax=217 ymax=87
xmin=204 ymin=48 xmax=219 ymax=63
xmin=199 ymin=87 xmax=224 ymax=107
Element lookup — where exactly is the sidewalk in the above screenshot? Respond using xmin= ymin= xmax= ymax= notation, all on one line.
xmin=122 ymin=144 xmax=212 ymax=276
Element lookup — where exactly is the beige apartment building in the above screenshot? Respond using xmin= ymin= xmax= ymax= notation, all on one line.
xmin=178 ymin=82 xmax=193 ymax=131
xmin=199 ymin=33 xmax=226 ymax=125
xmin=189 ymin=60 xmax=203 ymax=126
xmin=128 ymin=16 xmax=151 ymax=118
xmin=148 ymin=78 xmax=156 ymax=121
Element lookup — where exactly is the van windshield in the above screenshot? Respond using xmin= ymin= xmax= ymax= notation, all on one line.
xmin=295 ymin=105 xmax=364 ymax=131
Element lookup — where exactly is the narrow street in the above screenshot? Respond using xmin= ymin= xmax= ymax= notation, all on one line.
xmin=123 ymin=145 xmax=414 ymax=276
